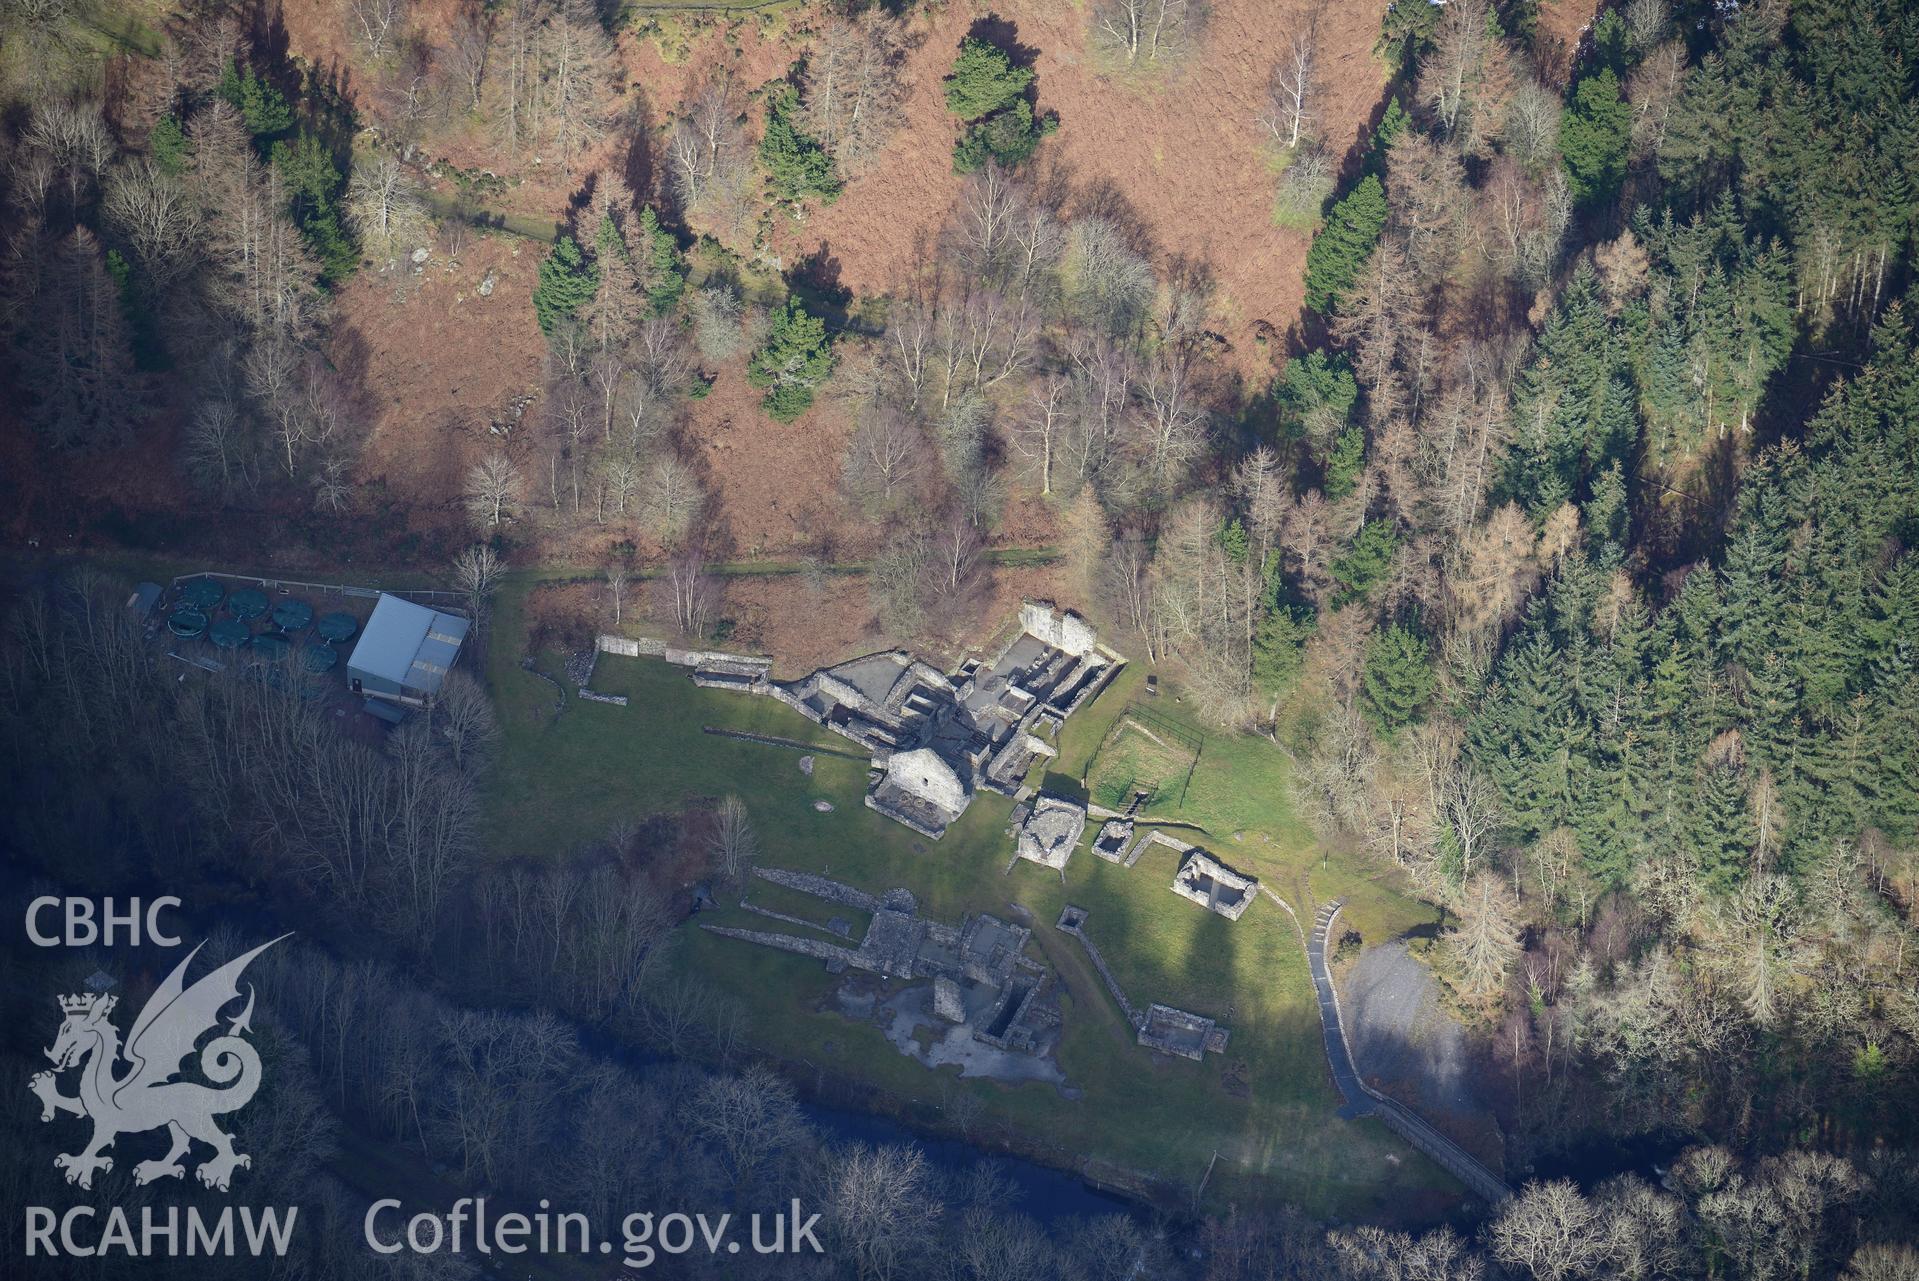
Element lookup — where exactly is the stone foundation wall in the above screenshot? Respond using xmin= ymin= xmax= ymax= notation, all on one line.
xmin=699 ymin=925 xmax=861 ymax=970
xmin=596 ymin=635 xmax=665 ymax=658
xmin=1056 ymin=912 xmax=1144 ymax=1031
xmin=1137 ymin=1003 xmax=1222 ymax=1061
xmin=595 ymin=634 xmax=770 ymax=672
xmin=753 ymin=867 xmax=886 ymax=914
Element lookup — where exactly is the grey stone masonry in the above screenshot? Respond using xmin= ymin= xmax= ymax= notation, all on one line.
xmin=1092 ymin=818 xmax=1134 ymax=862
xmin=649 ymin=603 xmax=1124 ymax=839
xmin=1055 ymin=906 xmax=1144 ymax=1031
xmin=1171 ymin=849 xmax=1258 ymax=921
xmin=1014 ymin=795 xmax=1087 ymax=868
xmin=1138 ymin=1003 xmax=1227 ymax=1061
xmin=753 ymin=867 xmax=892 ymax=914
xmin=701 ymin=926 xmax=863 ymax=969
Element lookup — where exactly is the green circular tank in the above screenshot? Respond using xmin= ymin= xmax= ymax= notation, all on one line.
xmin=303 ymin=643 xmax=339 ymax=673
xmin=167 ymin=609 xmax=208 ymax=639
xmin=178 ymin=578 xmax=225 ymax=610
xmin=250 ymin=633 xmax=291 ymax=662
xmin=208 ymin=618 xmax=249 ymax=649
xmin=228 ymin=587 xmax=269 ymax=621
xmin=272 ymin=599 xmax=314 ymax=631
xmin=316 ymin=612 xmax=358 ymax=643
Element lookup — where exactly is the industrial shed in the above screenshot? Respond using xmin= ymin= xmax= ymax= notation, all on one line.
xmin=346 ymin=594 xmax=469 ymax=705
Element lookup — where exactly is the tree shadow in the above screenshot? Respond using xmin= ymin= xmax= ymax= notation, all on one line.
xmin=621 ymin=84 xmax=661 ymax=209
xmin=1072 ymin=177 xmax=1161 ymax=263
xmin=564 ymin=172 xmax=601 ymax=240
xmin=790 ymin=243 xmax=852 ymax=331
xmin=965 ymin=13 xmax=1039 ymax=74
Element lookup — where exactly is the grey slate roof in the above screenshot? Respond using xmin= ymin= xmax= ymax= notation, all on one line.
xmin=348 ymin=594 xmax=469 ymax=696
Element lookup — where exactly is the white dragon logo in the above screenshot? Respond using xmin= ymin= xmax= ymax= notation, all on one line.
xmin=28 ymin=935 xmax=288 ymax=1192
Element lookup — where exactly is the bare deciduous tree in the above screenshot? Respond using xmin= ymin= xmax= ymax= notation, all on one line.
xmin=669 ymin=73 xmax=754 ymax=240
xmin=666 ymin=541 xmax=714 ymax=639
xmin=347 ymin=153 xmax=431 ymax=261
xmin=464 ymin=451 xmax=523 ymax=528
xmin=1418 ymin=0 xmax=1513 ymax=157
xmin=797 ymin=10 xmax=908 ymax=170
xmin=843 ymin=407 xmax=926 ymax=514
xmin=542 ymin=0 xmax=619 ymax=181
xmin=1502 ymin=79 xmax=1562 ymax=172
xmin=451 ymin=543 xmax=505 ymax=631
xmin=709 ymin=794 xmax=757 ymax=887
xmin=1063 ymin=216 xmax=1155 ymax=336
xmin=432 ymin=670 xmax=500 ymax=774
xmin=933 ymin=510 xmax=983 ymax=593
xmin=346 ymin=0 xmax=410 ymax=60
xmin=1443 ymin=871 xmax=1522 ymax=1010
xmin=1275 ymin=143 xmax=1335 ymax=224
xmin=22 ymin=99 xmax=113 ymax=216
xmin=182 ymin=398 xmax=254 ymax=500
xmin=690 ymin=283 xmax=746 ymax=361
xmin=1260 ymin=25 xmax=1320 ymax=149
xmin=870 ymin=527 xmax=933 ymax=637
xmin=1488 ymin=1180 xmax=1607 ymax=1281
xmin=643 ymin=455 xmax=701 ymax=544
xmin=102 ymin=159 xmax=200 ymax=288
xmin=444 ymin=0 xmax=493 ymax=111
xmin=1010 ymin=375 xmax=1071 ymax=496
xmin=605 ymin=563 xmax=629 ymax=625
xmin=826 ymin=1143 xmax=938 ymax=1281
xmin=693 ymin=1063 xmax=807 ymax=1191
xmin=1090 ymin=0 xmax=1202 ymax=72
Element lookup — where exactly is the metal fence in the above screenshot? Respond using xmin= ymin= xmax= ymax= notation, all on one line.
xmin=170 ymin=571 xmax=468 ymax=610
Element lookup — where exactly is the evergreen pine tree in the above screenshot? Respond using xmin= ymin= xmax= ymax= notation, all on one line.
xmin=219 ymin=60 xmax=294 ymax=141
xmin=1322 ymin=425 xmax=1366 ymax=500
xmin=1474 ymin=626 xmax=1583 ymax=841
xmin=533 ymin=235 xmax=600 ymax=336
xmin=1561 ymin=68 xmax=1632 ymax=207
xmin=271 ymin=134 xmax=357 ymax=282
xmin=760 ymin=83 xmax=841 ymax=204
xmin=636 ymin=207 xmax=684 ymax=314
xmin=747 ymin=297 xmax=835 ymax=421
xmin=1303 ymin=175 xmax=1388 ymax=315
xmin=943 ymin=37 xmax=1032 ymax=119
xmin=1362 ymin=623 xmax=1435 ymax=733
xmin=1690 ymin=756 xmax=1755 ymax=891
xmin=943 ymin=37 xmax=1047 ymax=172
xmin=150 ymin=116 xmax=189 ymax=175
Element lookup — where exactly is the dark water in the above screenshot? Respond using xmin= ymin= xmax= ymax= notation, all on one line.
xmin=1524 ymin=1130 xmax=1694 ymax=1189
xmin=805 ymin=1101 xmax=1138 ymax=1225
xmin=572 ymin=1023 xmax=1140 ymax=1227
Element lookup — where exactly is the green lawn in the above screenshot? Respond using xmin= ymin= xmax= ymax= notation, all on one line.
xmin=1086 ymin=712 xmax=1199 ymax=809
xmin=481 ymin=585 xmax=1451 ymax=1216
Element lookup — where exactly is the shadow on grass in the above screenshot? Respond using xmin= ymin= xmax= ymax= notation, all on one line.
xmin=1040 ymin=770 xmax=1089 ymax=805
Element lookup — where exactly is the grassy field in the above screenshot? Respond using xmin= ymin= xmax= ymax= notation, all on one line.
xmin=1085 ymin=710 xmax=1200 ymax=809
xmin=481 ymin=582 xmax=1452 ymax=1217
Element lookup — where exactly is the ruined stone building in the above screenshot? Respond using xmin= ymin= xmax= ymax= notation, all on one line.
xmin=1171 ymin=849 xmax=1258 ymax=921
xmin=727 ymin=603 xmax=1123 ymax=838
xmin=1012 ymin=795 xmax=1088 ymax=869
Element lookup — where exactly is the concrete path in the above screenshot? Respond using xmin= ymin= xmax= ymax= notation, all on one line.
xmin=1306 ymin=899 xmax=1513 ymax=1206
xmin=1308 ymin=900 xmax=1373 ymax=1118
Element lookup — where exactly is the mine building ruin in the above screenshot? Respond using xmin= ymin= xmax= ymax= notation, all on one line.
xmin=717 ymin=603 xmax=1122 ymax=838
xmin=1171 ymin=849 xmax=1258 ymax=921
xmin=1011 ymin=795 xmax=1088 ymax=869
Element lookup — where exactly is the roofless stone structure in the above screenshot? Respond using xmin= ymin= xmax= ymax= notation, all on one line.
xmin=1171 ymin=849 xmax=1258 ymax=921
xmin=1012 ymin=795 xmax=1087 ymax=869
xmin=679 ymin=602 xmax=1123 ymax=838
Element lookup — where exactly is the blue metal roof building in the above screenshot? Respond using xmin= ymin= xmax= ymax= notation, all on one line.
xmin=346 ymin=594 xmax=470 ymax=704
